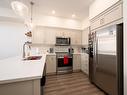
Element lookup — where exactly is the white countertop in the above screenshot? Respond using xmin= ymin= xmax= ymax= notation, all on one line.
xmin=46 ymin=52 xmax=88 ymax=55
xmin=0 ymin=54 xmax=46 ymax=84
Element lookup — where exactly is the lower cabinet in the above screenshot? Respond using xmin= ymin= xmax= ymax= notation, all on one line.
xmin=46 ymin=54 xmax=89 ymax=75
xmin=0 ymin=79 xmax=40 ymax=95
xmin=46 ymin=55 xmax=56 ymax=74
xmin=81 ymin=53 xmax=89 ymax=75
xmin=73 ymin=54 xmax=81 ymax=71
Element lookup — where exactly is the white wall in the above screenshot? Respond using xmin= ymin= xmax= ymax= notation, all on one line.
xmin=82 ymin=17 xmax=90 ymax=29
xmin=34 ymin=15 xmax=83 ymax=30
xmin=0 ymin=21 xmax=26 ymax=60
xmin=123 ymin=0 xmax=127 ymax=94
xmin=0 ymin=8 xmax=83 ymax=30
xmin=0 ymin=8 xmax=17 ymax=18
xmin=0 ymin=8 xmax=24 ymax=20
xmin=89 ymin=0 xmax=119 ymax=19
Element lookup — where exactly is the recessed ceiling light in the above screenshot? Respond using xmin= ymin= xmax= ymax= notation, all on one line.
xmin=52 ymin=10 xmax=56 ymax=14
xmin=72 ymin=14 xmax=76 ymax=18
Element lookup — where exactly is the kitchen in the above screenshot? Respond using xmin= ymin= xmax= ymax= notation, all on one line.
xmin=0 ymin=0 xmax=126 ymax=95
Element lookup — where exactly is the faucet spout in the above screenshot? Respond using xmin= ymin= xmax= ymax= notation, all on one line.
xmin=23 ymin=41 xmax=32 ymax=58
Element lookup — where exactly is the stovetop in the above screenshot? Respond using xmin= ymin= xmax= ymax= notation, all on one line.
xmin=56 ymin=52 xmax=73 ymax=58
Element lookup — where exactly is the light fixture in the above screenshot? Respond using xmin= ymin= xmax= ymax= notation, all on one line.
xmin=29 ymin=1 xmax=34 ymax=29
xmin=72 ymin=14 xmax=76 ymax=18
xmin=25 ymin=1 xmax=34 ymax=31
xmin=52 ymin=10 xmax=56 ymax=14
xmin=11 ymin=1 xmax=28 ymax=17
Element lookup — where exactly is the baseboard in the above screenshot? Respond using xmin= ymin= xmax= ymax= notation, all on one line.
xmin=73 ymin=69 xmax=81 ymax=72
xmin=81 ymin=70 xmax=89 ymax=77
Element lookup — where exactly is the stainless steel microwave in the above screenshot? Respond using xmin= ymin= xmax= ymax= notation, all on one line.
xmin=55 ymin=37 xmax=71 ymax=46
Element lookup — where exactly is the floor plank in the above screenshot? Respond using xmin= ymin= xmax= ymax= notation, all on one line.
xmin=44 ymin=72 xmax=105 ymax=95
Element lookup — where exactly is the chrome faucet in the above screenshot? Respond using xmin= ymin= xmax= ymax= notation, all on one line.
xmin=23 ymin=41 xmax=32 ymax=58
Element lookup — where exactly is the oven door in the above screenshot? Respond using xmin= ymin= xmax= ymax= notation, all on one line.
xmin=57 ymin=57 xmax=73 ymax=74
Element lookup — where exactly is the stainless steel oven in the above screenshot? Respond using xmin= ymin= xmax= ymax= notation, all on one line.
xmin=56 ymin=52 xmax=73 ymax=74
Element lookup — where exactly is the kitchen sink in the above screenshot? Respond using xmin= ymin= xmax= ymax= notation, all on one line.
xmin=23 ymin=56 xmax=42 ymax=61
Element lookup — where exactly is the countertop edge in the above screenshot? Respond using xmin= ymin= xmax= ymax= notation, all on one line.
xmin=0 ymin=76 xmax=42 ymax=84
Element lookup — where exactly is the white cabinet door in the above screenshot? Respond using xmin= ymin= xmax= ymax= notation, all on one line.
xmin=32 ymin=26 xmax=56 ymax=45
xmin=46 ymin=55 xmax=56 ymax=74
xmin=75 ymin=32 xmax=82 ymax=45
xmin=70 ymin=32 xmax=75 ymax=45
xmin=73 ymin=54 xmax=81 ymax=71
xmin=32 ymin=27 xmax=45 ymax=44
xmin=44 ymin=30 xmax=55 ymax=45
xmin=81 ymin=54 xmax=85 ymax=72
xmin=64 ymin=30 xmax=70 ymax=37
xmin=71 ymin=31 xmax=82 ymax=45
xmin=82 ymin=27 xmax=89 ymax=45
xmin=32 ymin=27 xmax=44 ymax=44
xmin=81 ymin=53 xmax=89 ymax=75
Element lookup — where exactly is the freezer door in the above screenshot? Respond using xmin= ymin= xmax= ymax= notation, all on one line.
xmin=94 ymin=25 xmax=117 ymax=95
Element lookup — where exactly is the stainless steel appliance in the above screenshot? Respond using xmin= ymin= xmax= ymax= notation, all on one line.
xmin=55 ymin=37 xmax=71 ymax=46
xmin=56 ymin=52 xmax=73 ymax=74
xmin=89 ymin=32 xmax=94 ymax=83
xmin=89 ymin=23 xmax=123 ymax=95
xmin=23 ymin=41 xmax=32 ymax=58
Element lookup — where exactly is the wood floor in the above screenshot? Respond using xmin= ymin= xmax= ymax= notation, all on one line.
xmin=44 ymin=72 xmax=105 ymax=95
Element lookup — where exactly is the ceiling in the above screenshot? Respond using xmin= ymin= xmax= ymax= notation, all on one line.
xmin=0 ymin=0 xmax=94 ymax=20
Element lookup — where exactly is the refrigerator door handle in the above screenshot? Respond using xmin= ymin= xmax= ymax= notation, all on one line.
xmin=95 ymin=38 xmax=98 ymax=64
xmin=94 ymin=32 xmax=98 ymax=66
xmin=93 ymin=32 xmax=96 ymax=56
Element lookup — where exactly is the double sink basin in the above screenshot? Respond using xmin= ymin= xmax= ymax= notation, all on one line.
xmin=23 ymin=56 xmax=42 ymax=61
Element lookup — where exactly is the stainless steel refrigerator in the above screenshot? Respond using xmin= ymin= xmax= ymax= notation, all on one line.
xmin=89 ymin=23 xmax=123 ymax=95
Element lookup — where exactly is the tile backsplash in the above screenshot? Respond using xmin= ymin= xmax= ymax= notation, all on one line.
xmin=30 ymin=44 xmax=84 ymax=55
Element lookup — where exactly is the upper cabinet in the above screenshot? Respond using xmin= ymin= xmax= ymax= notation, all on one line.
xmin=32 ymin=27 xmax=44 ymax=44
xmin=32 ymin=26 xmax=82 ymax=45
xmin=70 ymin=31 xmax=82 ymax=45
xmin=82 ymin=27 xmax=89 ymax=45
xmin=32 ymin=26 xmax=55 ymax=45
xmin=90 ymin=1 xmax=123 ymax=31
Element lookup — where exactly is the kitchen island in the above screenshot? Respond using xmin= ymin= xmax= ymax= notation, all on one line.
xmin=0 ymin=54 xmax=46 ymax=95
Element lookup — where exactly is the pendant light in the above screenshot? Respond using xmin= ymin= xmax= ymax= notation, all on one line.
xmin=25 ymin=1 xmax=34 ymax=37
xmin=11 ymin=1 xmax=28 ymax=17
xmin=29 ymin=1 xmax=34 ymax=29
